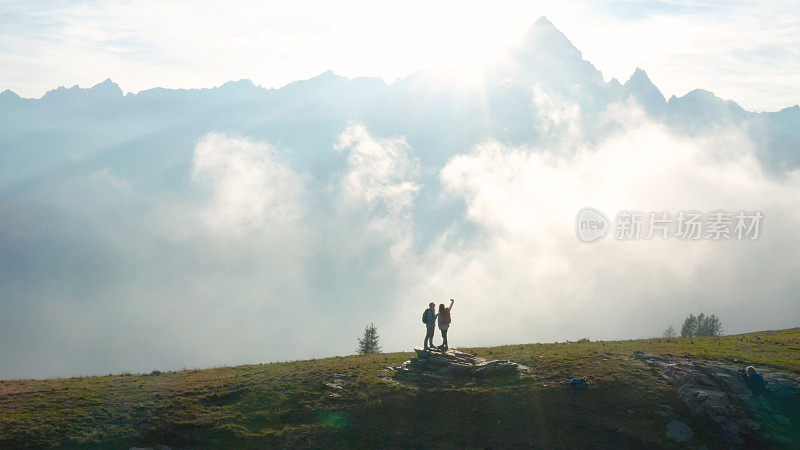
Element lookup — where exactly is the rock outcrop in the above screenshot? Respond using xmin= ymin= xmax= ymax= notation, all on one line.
xmin=324 ymin=373 xmax=350 ymax=397
xmin=392 ymin=348 xmax=528 ymax=385
xmin=665 ymin=419 xmax=694 ymax=443
xmin=633 ymin=352 xmax=800 ymax=446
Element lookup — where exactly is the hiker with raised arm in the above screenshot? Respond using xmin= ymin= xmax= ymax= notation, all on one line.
xmin=438 ymin=299 xmax=455 ymax=350
xmin=422 ymin=302 xmax=437 ymax=349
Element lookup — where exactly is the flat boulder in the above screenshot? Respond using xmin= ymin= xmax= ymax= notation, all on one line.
xmin=393 ymin=348 xmax=528 ymax=385
xmin=473 ymin=359 xmax=523 ymax=377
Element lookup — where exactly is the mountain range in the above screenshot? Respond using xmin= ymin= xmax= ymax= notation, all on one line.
xmin=1 ymin=17 xmax=798 ymax=192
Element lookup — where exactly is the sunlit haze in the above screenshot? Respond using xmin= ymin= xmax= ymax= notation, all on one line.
xmin=2 ymin=0 xmax=799 ymax=110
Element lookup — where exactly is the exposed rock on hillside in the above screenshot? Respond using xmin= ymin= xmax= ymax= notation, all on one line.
xmin=633 ymin=352 xmax=800 ymax=446
xmin=665 ymin=419 xmax=694 ymax=443
xmin=392 ymin=348 xmax=528 ymax=386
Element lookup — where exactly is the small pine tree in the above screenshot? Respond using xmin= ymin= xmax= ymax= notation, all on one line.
xmin=695 ymin=313 xmax=708 ymax=336
xmin=681 ymin=314 xmax=698 ymax=337
xmin=663 ymin=325 xmax=677 ymax=338
xmin=356 ymin=323 xmax=382 ymax=355
xmin=705 ymin=314 xmax=723 ymax=337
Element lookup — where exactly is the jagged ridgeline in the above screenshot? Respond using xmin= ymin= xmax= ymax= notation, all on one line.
xmin=1 ymin=18 xmax=798 ymax=189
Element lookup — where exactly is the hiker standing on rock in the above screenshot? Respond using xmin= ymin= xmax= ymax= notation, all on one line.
xmin=423 ymin=302 xmax=437 ymax=349
xmin=438 ymin=299 xmax=454 ymax=350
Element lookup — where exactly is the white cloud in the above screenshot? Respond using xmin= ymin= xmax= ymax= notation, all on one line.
xmin=532 ymin=86 xmax=583 ymax=139
xmin=169 ymin=118 xmax=800 ymax=354
xmin=191 ymin=132 xmax=305 ymax=236
xmin=4 ymin=111 xmax=800 ymax=378
xmin=335 ymin=123 xmax=420 ymax=259
xmin=402 ymin=100 xmax=800 ymax=345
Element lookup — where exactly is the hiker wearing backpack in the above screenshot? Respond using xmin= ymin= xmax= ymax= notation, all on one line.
xmin=437 ymin=299 xmax=455 ymax=350
xmin=739 ymin=365 xmax=766 ymax=395
xmin=422 ymin=302 xmax=437 ymax=349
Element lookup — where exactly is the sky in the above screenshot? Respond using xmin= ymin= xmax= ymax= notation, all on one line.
xmin=1 ymin=0 xmax=800 ymax=111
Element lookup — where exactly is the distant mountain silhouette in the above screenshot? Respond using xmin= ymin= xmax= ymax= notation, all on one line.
xmin=623 ymin=68 xmax=667 ymax=115
xmin=40 ymin=78 xmax=124 ymax=105
xmin=1 ymin=16 xmax=797 ymax=189
xmin=508 ymin=16 xmax=607 ymax=88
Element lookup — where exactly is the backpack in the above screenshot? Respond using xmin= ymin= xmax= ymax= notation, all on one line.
xmin=751 ymin=372 xmax=766 ymax=394
xmin=422 ymin=309 xmax=430 ymax=324
xmin=442 ymin=309 xmax=451 ymax=325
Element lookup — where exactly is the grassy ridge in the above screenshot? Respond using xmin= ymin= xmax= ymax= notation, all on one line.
xmin=1 ymin=328 xmax=798 ymax=448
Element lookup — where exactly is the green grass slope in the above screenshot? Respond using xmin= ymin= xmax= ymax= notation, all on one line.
xmin=1 ymin=328 xmax=798 ymax=448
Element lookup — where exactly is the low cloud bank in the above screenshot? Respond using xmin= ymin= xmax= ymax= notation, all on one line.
xmin=1 ymin=102 xmax=799 ymax=378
